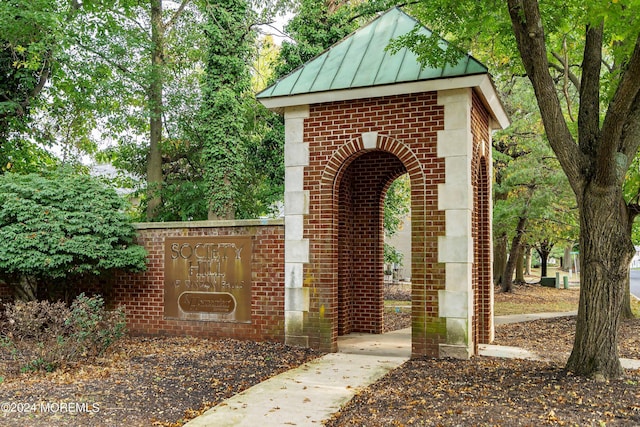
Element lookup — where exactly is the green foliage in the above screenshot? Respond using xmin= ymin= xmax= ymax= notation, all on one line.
xmin=1 ymin=293 xmax=126 ymax=373
xmin=384 ymin=174 xmax=410 ymax=237
xmin=384 ymin=243 xmax=404 ymax=268
xmin=0 ymin=0 xmax=65 ymax=170
xmin=234 ymin=105 xmax=285 ymax=219
xmin=0 ymin=0 xmax=58 ymax=124
xmin=273 ymin=0 xmax=395 ymax=80
xmin=68 ymin=293 xmax=127 ymax=355
xmin=198 ymin=0 xmax=251 ymax=199
xmin=383 ymin=175 xmax=410 ymax=269
xmin=0 ymin=169 xmax=146 ymax=298
xmin=492 ymin=76 xmax=577 ymax=274
xmin=197 ymin=0 xmax=286 ymax=219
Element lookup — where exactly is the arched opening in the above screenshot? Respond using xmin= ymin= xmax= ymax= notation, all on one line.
xmin=382 ymin=174 xmax=412 ymax=333
xmin=336 ymin=151 xmax=408 ymax=336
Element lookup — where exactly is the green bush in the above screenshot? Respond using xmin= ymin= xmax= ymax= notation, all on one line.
xmin=0 ymin=169 xmax=147 ymax=300
xmin=1 ymin=293 xmax=126 ymax=373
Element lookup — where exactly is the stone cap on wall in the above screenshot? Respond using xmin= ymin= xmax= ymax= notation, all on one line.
xmin=133 ymin=218 xmax=284 ymax=230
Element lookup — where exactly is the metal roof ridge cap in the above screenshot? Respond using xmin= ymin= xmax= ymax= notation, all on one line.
xmin=329 ymin=34 xmax=357 ymax=90
xmin=371 ymin=10 xmax=402 ymax=85
xmin=349 ymin=11 xmax=384 ymax=88
xmin=307 ymin=46 xmax=332 ymax=92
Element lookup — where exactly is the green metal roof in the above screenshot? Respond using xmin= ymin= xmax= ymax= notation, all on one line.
xmin=257 ymin=7 xmax=488 ymax=99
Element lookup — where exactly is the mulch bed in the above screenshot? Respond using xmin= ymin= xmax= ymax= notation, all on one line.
xmin=0 ymin=338 xmax=319 ymax=427
xmin=325 ymin=356 xmax=640 ymax=427
xmin=326 ymin=314 xmax=640 ymax=427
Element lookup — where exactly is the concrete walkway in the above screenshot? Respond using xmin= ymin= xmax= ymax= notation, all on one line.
xmin=185 ymin=313 xmax=639 ymax=426
xmin=184 ymin=329 xmax=410 ymax=426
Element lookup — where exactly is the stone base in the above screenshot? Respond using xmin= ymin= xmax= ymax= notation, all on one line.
xmin=285 ymin=335 xmax=309 ymax=347
xmin=439 ymin=343 xmax=472 ymax=359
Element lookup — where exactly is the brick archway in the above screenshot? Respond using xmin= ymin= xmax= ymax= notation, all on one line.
xmin=258 ymin=7 xmax=508 ymax=358
xmin=313 ymin=128 xmax=447 ymax=355
xmin=319 ymin=134 xmax=425 ymax=340
xmin=273 ymin=89 xmax=503 ymax=358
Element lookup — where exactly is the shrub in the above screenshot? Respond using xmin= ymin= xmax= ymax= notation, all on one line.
xmin=0 ymin=169 xmax=147 ymax=300
xmin=1 ymin=293 xmax=126 ymax=373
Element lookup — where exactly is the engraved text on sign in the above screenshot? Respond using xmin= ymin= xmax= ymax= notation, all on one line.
xmin=164 ymin=236 xmax=252 ymax=322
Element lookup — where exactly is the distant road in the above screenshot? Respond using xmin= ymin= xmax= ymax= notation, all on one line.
xmin=631 ymin=270 xmax=640 ymax=298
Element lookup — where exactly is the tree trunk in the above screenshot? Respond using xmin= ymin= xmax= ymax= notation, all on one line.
xmin=563 ymin=245 xmax=572 ymax=271
xmin=566 ymin=185 xmax=634 ymax=378
xmin=502 ymin=216 xmax=527 ymax=292
xmin=147 ymin=0 xmax=164 ymax=220
xmin=538 ymin=250 xmax=549 ymax=277
xmin=524 ymin=246 xmax=532 ymax=276
xmin=622 ymin=275 xmax=634 ymax=319
xmin=11 ymin=274 xmax=37 ymax=302
xmin=506 ymin=0 xmax=640 ymax=379
xmin=515 ymin=245 xmax=525 ymax=284
xmin=536 ymin=240 xmax=553 ymax=278
xmin=493 ymin=232 xmax=508 ymax=287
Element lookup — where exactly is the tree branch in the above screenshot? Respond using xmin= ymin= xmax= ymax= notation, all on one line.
xmin=599 ymin=33 xmax=640 ymax=183
xmin=619 ymin=90 xmax=640 ymax=168
xmin=578 ymin=21 xmax=603 ymax=164
xmin=22 ymin=55 xmax=51 ymax=109
xmin=164 ymin=0 xmax=191 ymax=31
xmin=506 ymin=0 xmax=584 ymax=195
xmin=550 ymin=51 xmax=580 ymax=91
xmin=75 ymin=41 xmax=147 ymax=91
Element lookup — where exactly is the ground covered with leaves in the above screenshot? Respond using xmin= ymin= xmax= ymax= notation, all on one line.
xmin=324 ymin=357 xmax=640 ymax=427
xmin=326 ymin=285 xmax=640 ymax=427
xmin=1 ymin=284 xmax=639 ymax=427
xmin=0 ymin=338 xmax=319 ymax=426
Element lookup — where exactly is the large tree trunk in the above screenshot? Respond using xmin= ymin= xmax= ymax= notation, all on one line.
xmin=566 ymin=186 xmax=634 ymax=378
xmin=507 ymin=0 xmax=640 ymax=379
xmin=147 ymin=0 xmax=164 ymax=220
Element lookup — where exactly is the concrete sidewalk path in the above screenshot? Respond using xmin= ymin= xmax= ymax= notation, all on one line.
xmin=184 ymin=329 xmax=411 ymax=427
xmin=494 ymin=311 xmax=577 ymax=325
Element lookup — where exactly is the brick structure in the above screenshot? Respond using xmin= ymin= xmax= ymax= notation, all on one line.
xmin=258 ymin=8 xmax=509 ymax=358
xmin=0 ymin=9 xmax=508 ymax=359
xmin=112 ymin=220 xmax=286 ymax=341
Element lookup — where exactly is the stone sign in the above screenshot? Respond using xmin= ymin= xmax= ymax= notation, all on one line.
xmin=164 ymin=236 xmax=252 ymax=322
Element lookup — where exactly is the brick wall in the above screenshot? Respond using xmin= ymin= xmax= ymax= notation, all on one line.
xmin=112 ymin=220 xmax=285 ymax=342
xmin=471 ymin=92 xmax=493 ymax=346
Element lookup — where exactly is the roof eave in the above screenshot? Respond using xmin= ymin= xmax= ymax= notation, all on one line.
xmin=259 ymin=74 xmax=509 ymax=130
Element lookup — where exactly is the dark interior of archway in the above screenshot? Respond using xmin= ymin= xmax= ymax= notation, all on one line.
xmin=337 ymin=151 xmax=407 ymax=335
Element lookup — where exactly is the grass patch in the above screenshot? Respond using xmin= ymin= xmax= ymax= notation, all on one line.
xmin=384 ymin=300 xmax=411 ymax=307
xmin=494 ymin=285 xmax=580 ymax=316
xmin=631 ymin=297 xmax=640 ymax=317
